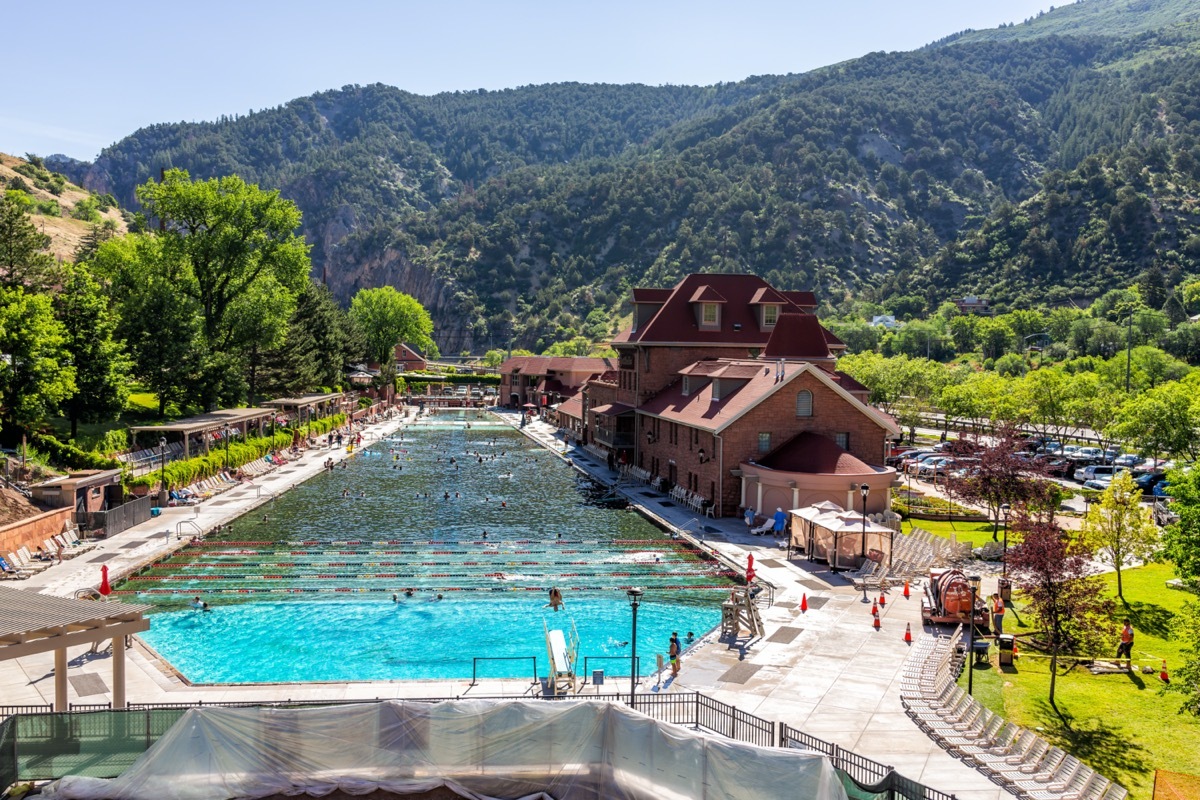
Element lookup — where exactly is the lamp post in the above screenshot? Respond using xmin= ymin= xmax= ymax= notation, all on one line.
xmin=158 ymin=437 xmax=168 ymax=506
xmin=859 ymin=483 xmax=870 ymax=558
xmin=967 ymin=573 xmax=981 ymax=695
xmin=223 ymin=426 xmax=232 ymax=470
xmin=1000 ymin=503 xmax=1011 ymax=577
xmin=626 ymin=588 xmax=643 ymax=707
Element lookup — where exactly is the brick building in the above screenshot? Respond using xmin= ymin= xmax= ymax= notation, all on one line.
xmin=575 ymin=273 xmax=898 ymax=517
xmin=498 ymin=356 xmax=616 ymax=410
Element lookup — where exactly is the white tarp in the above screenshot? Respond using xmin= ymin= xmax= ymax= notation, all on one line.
xmin=41 ymin=700 xmax=849 ymax=800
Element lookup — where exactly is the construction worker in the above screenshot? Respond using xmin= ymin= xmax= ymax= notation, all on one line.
xmin=990 ymin=592 xmax=1005 ymax=636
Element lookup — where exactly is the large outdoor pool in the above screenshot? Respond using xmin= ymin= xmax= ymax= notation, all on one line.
xmin=124 ymin=410 xmax=736 ymax=683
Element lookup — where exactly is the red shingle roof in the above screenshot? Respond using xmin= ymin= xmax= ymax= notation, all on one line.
xmin=823 ymin=326 xmax=845 ymax=348
xmin=632 ymin=288 xmax=673 ymax=303
xmin=638 ymin=361 xmax=792 ymax=432
xmin=500 ymin=356 xmax=614 ymax=377
xmin=763 ymin=313 xmax=832 ymax=360
xmin=749 ymin=287 xmax=788 ymax=305
xmin=557 ymin=395 xmax=584 ymax=420
xmin=833 ymin=371 xmax=869 ymax=394
xmin=621 ymin=274 xmax=823 ymax=346
xmin=754 ymin=432 xmax=877 ymax=474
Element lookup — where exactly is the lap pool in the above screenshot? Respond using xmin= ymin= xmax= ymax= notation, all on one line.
xmin=122 ymin=410 xmax=736 ymax=684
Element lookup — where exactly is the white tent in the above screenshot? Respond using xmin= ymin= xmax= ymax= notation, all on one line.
xmin=42 ymin=700 xmax=849 ymax=800
xmin=793 ymin=508 xmax=894 ymax=570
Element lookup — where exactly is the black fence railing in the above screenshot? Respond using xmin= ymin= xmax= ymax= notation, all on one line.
xmin=781 ymin=722 xmax=958 ymax=800
xmin=2 ymin=694 xmax=954 ymax=800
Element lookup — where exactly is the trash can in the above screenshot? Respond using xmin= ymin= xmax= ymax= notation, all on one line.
xmin=997 ymin=634 xmax=1015 ymax=666
xmin=999 ymin=578 xmax=1012 ymax=603
xmin=972 ymin=637 xmax=991 ymax=664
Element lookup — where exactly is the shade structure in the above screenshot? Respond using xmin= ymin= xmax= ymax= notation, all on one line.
xmin=793 ymin=508 xmax=894 ymax=570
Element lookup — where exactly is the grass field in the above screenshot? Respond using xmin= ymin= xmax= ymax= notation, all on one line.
xmin=961 ymin=563 xmax=1199 ymax=799
xmin=902 ymin=517 xmax=999 ymax=549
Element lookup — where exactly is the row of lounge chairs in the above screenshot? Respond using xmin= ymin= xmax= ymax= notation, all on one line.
xmin=901 ymin=626 xmax=1127 ymax=800
xmin=169 ymin=455 xmax=290 ymax=506
xmin=668 ymin=485 xmax=713 ymax=516
xmin=619 ymin=465 xmax=653 ymax=484
xmin=117 ymin=440 xmax=186 ymax=469
xmin=887 ymin=526 xmax=956 ymax=581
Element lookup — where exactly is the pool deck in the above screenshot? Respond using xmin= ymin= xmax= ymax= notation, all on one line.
xmin=0 ymin=408 xmax=1014 ymax=799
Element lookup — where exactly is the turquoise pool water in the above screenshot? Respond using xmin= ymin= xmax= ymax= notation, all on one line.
xmin=130 ymin=410 xmax=735 ymax=683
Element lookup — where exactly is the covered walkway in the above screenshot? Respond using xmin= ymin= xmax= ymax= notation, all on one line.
xmin=129 ymin=408 xmax=275 ymax=461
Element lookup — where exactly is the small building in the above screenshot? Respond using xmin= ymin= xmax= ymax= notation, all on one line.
xmin=498 ymin=356 xmax=615 ymax=409
xmin=954 ymin=296 xmax=992 ymax=316
xmin=395 ymin=344 xmax=427 ymax=372
xmin=29 ymin=469 xmax=123 ymax=514
xmin=870 ymin=315 xmax=901 ymax=329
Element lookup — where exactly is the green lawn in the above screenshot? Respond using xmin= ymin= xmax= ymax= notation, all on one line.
xmin=961 ymin=563 xmax=1200 ymax=799
xmin=45 ymin=385 xmax=173 ymax=451
xmin=902 ymin=517 xmax=1000 ymax=549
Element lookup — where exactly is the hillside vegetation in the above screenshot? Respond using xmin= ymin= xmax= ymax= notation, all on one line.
xmin=47 ymin=0 xmax=1200 ymax=353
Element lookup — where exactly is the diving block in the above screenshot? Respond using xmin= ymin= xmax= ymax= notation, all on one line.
xmin=546 ymin=628 xmax=575 ymax=695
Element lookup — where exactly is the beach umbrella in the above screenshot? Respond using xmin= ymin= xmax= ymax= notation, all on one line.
xmin=746 ymin=554 xmax=756 ymax=583
xmin=98 ymin=565 xmax=111 ymax=599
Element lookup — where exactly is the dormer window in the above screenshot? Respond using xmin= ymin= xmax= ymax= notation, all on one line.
xmin=762 ymin=304 xmax=780 ymax=328
xmin=701 ymin=303 xmax=719 ymax=328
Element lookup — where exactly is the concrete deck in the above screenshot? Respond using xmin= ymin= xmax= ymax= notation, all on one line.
xmin=0 ymin=408 xmax=1014 ymax=799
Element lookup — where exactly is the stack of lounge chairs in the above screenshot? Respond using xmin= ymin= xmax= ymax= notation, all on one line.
xmin=619 ymin=465 xmax=653 ymax=484
xmin=901 ymin=626 xmax=1127 ymax=800
xmin=850 ymin=558 xmax=889 ymax=593
xmin=887 ymin=526 xmax=956 ymax=581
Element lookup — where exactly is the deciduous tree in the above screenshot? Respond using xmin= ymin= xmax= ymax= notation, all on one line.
xmin=0 ymin=289 xmax=76 ymax=430
xmin=349 ymin=287 xmax=436 ymax=390
xmin=946 ymin=425 xmax=1053 ymax=536
xmin=1079 ymin=471 xmax=1159 ymax=603
xmin=1007 ymin=517 xmax=1116 ymax=721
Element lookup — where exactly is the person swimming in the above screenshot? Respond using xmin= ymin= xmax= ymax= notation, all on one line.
xmin=545 ymin=587 xmax=565 ymax=612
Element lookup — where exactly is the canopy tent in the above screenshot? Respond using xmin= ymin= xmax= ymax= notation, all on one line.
xmin=41 ymin=700 xmax=849 ymax=800
xmin=791 ymin=507 xmax=894 ymax=570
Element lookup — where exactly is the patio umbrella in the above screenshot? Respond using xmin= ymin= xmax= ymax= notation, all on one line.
xmin=746 ymin=554 xmax=756 ymax=583
xmin=522 ymin=403 xmax=538 ymax=408
xmin=99 ymin=564 xmax=111 ymax=599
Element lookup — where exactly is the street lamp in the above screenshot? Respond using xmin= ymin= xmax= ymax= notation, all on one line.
xmin=967 ymin=573 xmax=982 ymax=695
xmin=1000 ymin=503 xmax=1012 ymax=577
xmin=223 ymin=425 xmax=232 ymax=469
xmin=626 ymin=588 xmax=643 ymax=707
xmin=859 ymin=483 xmax=871 ymax=558
xmin=159 ymin=437 xmax=168 ymax=505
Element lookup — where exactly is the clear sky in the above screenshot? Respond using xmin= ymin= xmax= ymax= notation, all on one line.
xmin=2 ymin=0 xmax=1059 ymax=161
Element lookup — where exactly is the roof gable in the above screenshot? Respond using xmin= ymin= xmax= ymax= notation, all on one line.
xmin=763 ymin=313 xmax=833 ymax=360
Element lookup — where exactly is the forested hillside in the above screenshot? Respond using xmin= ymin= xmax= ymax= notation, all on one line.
xmin=49 ymin=0 xmax=1200 ymax=353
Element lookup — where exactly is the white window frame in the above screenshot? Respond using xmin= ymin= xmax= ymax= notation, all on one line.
xmin=701 ymin=303 xmax=719 ymax=327
xmin=763 ymin=304 xmax=779 ymax=327
xmin=795 ymin=389 xmax=813 ymax=417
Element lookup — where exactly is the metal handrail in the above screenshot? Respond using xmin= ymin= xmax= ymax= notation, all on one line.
xmin=469 ymin=656 xmax=538 ymax=687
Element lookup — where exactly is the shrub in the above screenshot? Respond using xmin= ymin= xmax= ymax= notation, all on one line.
xmin=76 ymin=428 xmax=131 ymax=455
xmin=30 ymin=432 xmax=123 ymax=471
xmin=35 ymin=198 xmax=61 ymax=216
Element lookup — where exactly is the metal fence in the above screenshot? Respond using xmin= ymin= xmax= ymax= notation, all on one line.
xmin=781 ymin=722 xmax=959 ymax=800
xmin=77 ymin=495 xmax=154 ymax=538
xmin=2 ymin=694 xmax=953 ymax=799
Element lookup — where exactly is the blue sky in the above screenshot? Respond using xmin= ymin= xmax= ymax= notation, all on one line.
xmin=2 ymin=1 xmax=1058 ymax=160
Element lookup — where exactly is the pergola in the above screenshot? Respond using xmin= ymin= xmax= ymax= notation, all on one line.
xmin=130 ymin=408 xmax=275 ymax=459
xmin=263 ymin=392 xmax=345 ymax=426
xmin=0 ymin=586 xmax=149 ymax=710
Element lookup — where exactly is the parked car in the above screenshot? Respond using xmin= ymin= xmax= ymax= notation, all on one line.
xmin=1113 ymin=454 xmax=1142 ymax=468
xmin=1084 ymin=476 xmax=1113 ymax=491
xmin=1038 ymin=442 xmax=1063 ymax=455
xmin=1072 ymin=446 xmax=1104 ymax=463
xmin=1136 ymin=472 xmax=1167 ymax=495
xmin=1061 ymin=445 xmax=1081 ymax=458
xmin=1033 ymin=454 xmax=1073 ymax=477
xmin=1154 ymin=480 xmax=1173 ymax=498
xmin=917 ymin=457 xmax=952 ymax=479
xmin=904 ymin=452 xmax=944 ymax=475
xmin=886 ymin=448 xmax=923 ymax=467
xmin=1073 ymin=464 xmax=1123 ymax=484
xmin=1103 ymin=447 xmax=1122 ymax=463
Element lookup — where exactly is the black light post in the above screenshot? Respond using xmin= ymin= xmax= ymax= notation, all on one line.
xmin=967 ymin=573 xmax=981 ymax=695
xmin=626 ymin=588 xmax=643 ymax=707
xmin=1000 ymin=503 xmax=1011 ymax=577
xmin=859 ymin=483 xmax=870 ymax=558
xmin=223 ymin=425 xmax=232 ymax=469
xmin=159 ymin=437 xmax=168 ymax=505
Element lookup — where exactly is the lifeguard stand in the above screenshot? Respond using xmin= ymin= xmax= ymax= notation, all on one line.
xmin=721 ymin=587 xmax=763 ymax=640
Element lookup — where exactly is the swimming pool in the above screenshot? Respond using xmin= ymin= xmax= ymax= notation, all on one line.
xmin=128 ymin=411 xmax=736 ymax=683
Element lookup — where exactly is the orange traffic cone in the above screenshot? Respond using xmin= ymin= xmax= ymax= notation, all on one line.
xmin=904 ymin=623 xmax=912 ymax=644
xmin=1161 ymin=660 xmax=1170 ymax=683
xmin=879 ymin=593 xmax=887 ymax=607
xmin=1012 ymin=639 xmax=1019 ymax=658
xmin=903 ymin=580 xmax=910 ymax=599
xmin=801 ymin=593 xmax=808 ymax=613
xmin=873 ymin=614 xmax=881 ymax=631
xmin=871 ymin=600 xmax=878 ymax=616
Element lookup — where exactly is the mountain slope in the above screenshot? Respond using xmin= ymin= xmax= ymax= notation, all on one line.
xmin=934 ymin=0 xmax=1200 ymax=46
xmin=48 ymin=0 xmax=1200 ymax=351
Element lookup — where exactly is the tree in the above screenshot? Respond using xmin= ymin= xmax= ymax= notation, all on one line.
xmin=0 ymin=288 xmax=76 ymax=431
xmin=1007 ymin=516 xmax=1116 ymax=721
xmin=0 ymin=191 xmax=59 ymax=291
xmin=53 ymin=265 xmax=133 ymax=439
xmin=945 ymin=425 xmax=1053 ymax=536
xmin=1167 ymin=601 xmax=1200 ymax=716
xmin=349 ymin=287 xmax=436 ymax=389
xmin=1109 ymin=380 xmax=1200 ymax=463
xmin=136 ymin=169 xmax=311 ymax=400
xmin=1079 ymin=471 xmax=1159 ymax=604
xmin=1162 ymin=466 xmax=1200 ymax=582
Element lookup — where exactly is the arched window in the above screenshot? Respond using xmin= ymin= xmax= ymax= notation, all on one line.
xmin=795 ymin=390 xmax=813 ymax=417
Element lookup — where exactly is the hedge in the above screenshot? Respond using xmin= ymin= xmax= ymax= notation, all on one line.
xmin=127 ymin=413 xmax=346 ymax=491
xmin=30 ymin=432 xmax=123 ymax=471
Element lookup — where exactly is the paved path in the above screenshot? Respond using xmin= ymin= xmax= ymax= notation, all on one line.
xmin=1 ymin=409 xmax=1014 ymax=799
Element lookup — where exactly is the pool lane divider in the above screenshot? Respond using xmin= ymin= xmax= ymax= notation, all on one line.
xmin=113 ymin=583 xmax=737 ymax=596
xmin=127 ymin=569 xmax=739 ymax=581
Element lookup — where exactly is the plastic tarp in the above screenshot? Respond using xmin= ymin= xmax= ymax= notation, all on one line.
xmin=41 ymin=700 xmax=849 ymax=800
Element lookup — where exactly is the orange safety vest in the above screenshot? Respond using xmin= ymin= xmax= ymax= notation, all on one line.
xmin=1121 ymin=625 xmax=1133 ymax=644
xmin=991 ymin=596 xmax=1005 ymax=615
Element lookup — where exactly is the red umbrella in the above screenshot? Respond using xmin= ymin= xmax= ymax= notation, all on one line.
xmin=746 ymin=554 xmax=756 ymax=583
xmin=98 ymin=565 xmax=111 ymax=598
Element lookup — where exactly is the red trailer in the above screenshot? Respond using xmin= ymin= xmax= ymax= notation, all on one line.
xmin=921 ymin=568 xmax=989 ymax=630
